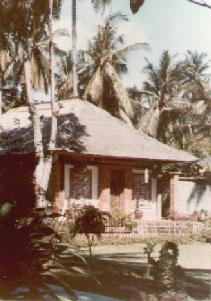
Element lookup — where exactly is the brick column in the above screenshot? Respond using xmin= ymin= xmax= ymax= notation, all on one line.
xmin=99 ymin=165 xmax=110 ymax=212
xmin=169 ymin=172 xmax=181 ymax=219
xmin=124 ymin=167 xmax=133 ymax=214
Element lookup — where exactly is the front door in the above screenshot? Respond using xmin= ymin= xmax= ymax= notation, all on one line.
xmin=110 ymin=170 xmax=125 ymax=210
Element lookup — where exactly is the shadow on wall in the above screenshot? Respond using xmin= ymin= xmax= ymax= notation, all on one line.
xmin=187 ymin=180 xmax=209 ymax=206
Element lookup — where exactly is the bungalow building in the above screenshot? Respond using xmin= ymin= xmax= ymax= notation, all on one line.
xmin=0 ymin=99 xmax=197 ymax=221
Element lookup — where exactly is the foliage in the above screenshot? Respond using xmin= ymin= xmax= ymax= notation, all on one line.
xmin=73 ymin=205 xmax=108 ymax=237
xmin=179 ymin=50 xmax=210 ymax=100
xmin=130 ymin=0 xmax=145 ymax=13
xmin=141 ymin=50 xmax=211 ymax=156
xmin=144 ymin=239 xmax=158 ymax=260
xmin=83 ymin=11 xmax=148 ymax=123
xmin=150 ymin=241 xmax=183 ymax=292
xmin=143 ymin=50 xmax=182 ymax=107
xmin=73 ymin=206 xmax=109 ymax=263
xmin=0 ymin=204 xmax=89 ymax=300
xmin=108 ymin=208 xmax=135 ymax=231
xmin=91 ymin=0 xmax=145 ymax=14
xmin=0 ymin=207 xmax=58 ymax=296
xmin=0 ymin=0 xmax=63 ymax=111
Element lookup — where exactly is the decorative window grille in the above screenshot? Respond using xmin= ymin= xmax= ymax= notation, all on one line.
xmin=70 ymin=169 xmax=92 ymax=200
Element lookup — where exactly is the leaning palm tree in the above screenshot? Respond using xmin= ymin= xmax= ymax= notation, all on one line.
xmin=70 ymin=0 xmax=145 ymax=97
xmin=83 ymin=12 xmax=148 ymax=125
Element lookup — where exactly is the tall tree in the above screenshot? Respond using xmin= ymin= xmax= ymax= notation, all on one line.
xmin=180 ymin=50 xmax=210 ymax=101
xmin=0 ymin=5 xmax=16 ymax=114
xmin=83 ymin=12 xmax=148 ymax=124
xmin=70 ymin=0 xmax=145 ymax=97
xmin=143 ymin=51 xmax=182 ymax=107
xmin=72 ymin=0 xmax=78 ymax=97
xmin=139 ymin=51 xmax=183 ymax=137
xmin=0 ymin=0 xmax=62 ymax=207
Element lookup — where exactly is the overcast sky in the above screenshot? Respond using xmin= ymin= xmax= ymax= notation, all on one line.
xmin=54 ymin=0 xmax=211 ymax=89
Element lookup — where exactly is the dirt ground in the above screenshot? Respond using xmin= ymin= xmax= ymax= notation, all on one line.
xmin=86 ymin=242 xmax=211 ymax=270
xmin=5 ymin=242 xmax=211 ymax=300
xmin=72 ymin=242 xmax=211 ymax=301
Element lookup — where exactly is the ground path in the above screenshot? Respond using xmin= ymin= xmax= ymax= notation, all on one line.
xmin=85 ymin=242 xmax=211 ymax=270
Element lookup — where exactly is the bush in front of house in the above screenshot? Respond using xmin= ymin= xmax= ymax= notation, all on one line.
xmin=72 ymin=205 xmax=109 ymax=264
xmin=108 ymin=208 xmax=136 ymax=232
xmin=0 ymin=203 xmax=75 ymax=299
xmin=150 ymin=241 xmax=184 ymax=292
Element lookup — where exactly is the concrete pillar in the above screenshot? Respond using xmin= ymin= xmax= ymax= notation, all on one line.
xmin=169 ymin=172 xmax=181 ymax=219
xmin=52 ymin=158 xmax=64 ymax=213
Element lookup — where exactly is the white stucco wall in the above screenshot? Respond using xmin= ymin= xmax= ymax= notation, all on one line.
xmin=175 ymin=179 xmax=211 ymax=216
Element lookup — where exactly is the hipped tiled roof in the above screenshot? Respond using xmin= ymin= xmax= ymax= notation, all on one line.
xmin=0 ymin=99 xmax=197 ymax=162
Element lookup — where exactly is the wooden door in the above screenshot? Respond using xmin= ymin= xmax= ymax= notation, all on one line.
xmin=110 ymin=170 xmax=125 ymax=210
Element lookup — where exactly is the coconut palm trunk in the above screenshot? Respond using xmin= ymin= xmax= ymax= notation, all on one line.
xmin=23 ymin=0 xmax=58 ymax=208
xmin=24 ymin=49 xmax=45 ymax=207
xmin=42 ymin=0 xmax=58 ymax=194
xmin=0 ymin=75 xmax=2 ymax=115
xmin=103 ymin=62 xmax=134 ymax=121
xmin=138 ymin=105 xmax=161 ymax=137
xmin=83 ymin=66 xmax=104 ymax=106
xmin=84 ymin=61 xmax=134 ymax=126
xmin=72 ymin=0 xmax=78 ymax=97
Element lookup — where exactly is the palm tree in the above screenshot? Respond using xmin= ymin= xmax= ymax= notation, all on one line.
xmin=180 ymin=50 xmax=210 ymax=101
xmin=143 ymin=51 xmax=182 ymax=107
xmin=130 ymin=0 xmax=145 ymax=13
xmin=0 ymin=5 xmax=17 ymax=114
xmin=139 ymin=50 xmax=183 ymax=137
xmin=70 ymin=0 xmax=145 ymax=97
xmin=83 ymin=12 xmax=148 ymax=124
xmin=0 ymin=0 xmax=62 ymax=207
xmin=71 ymin=0 xmax=78 ymax=97
xmin=0 ymin=50 xmax=14 ymax=115
xmin=56 ymin=49 xmax=88 ymax=99
xmin=129 ymin=0 xmax=211 ymax=11
xmin=91 ymin=0 xmax=145 ymax=13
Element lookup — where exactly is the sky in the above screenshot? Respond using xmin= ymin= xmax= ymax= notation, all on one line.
xmin=54 ymin=0 xmax=211 ymax=89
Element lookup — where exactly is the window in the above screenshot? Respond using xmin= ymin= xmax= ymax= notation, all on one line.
xmin=70 ymin=169 xmax=92 ymax=200
xmin=133 ymin=172 xmax=151 ymax=208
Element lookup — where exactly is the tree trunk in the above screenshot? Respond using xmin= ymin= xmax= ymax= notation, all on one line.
xmin=72 ymin=0 xmax=78 ymax=97
xmin=137 ymin=105 xmax=161 ymax=138
xmin=83 ymin=66 xmax=103 ymax=105
xmin=0 ymin=75 xmax=3 ymax=115
xmin=42 ymin=0 xmax=58 ymax=193
xmin=13 ymin=41 xmax=19 ymax=89
xmin=86 ymin=234 xmax=94 ymax=267
xmin=24 ymin=51 xmax=45 ymax=207
xmin=103 ymin=62 xmax=134 ymax=123
xmin=23 ymin=0 xmax=58 ymax=208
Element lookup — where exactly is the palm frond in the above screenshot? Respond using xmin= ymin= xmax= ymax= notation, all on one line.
xmin=91 ymin=0 xmax=112 ymax=12
xmin=112 ymin=42 xmax=149 ymax=58
xmin=130 ymin=0 xmax=145 ymax=14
